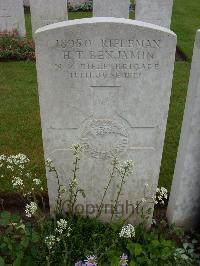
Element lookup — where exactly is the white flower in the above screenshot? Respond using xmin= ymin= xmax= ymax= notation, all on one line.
xmin=55 ymin=219 xmax=71 ymax=236
xmin=120 ymin=254 xmax=128 ymax=266
xmin=70 ymin=143 xmax=82 ymax=158
xmin=7 ymin=154 xmax=29 ymax=165
xmin=12 ymin=177 xmax=24 ymax=188
xmin=46 ymin=158 xmax=52 ymax=164
xmin=151 ymin=219 xmax=156 ymax=225
xmin=119 ymin=224 xmax=135 ymax=238
xmin=119 ymin=160 xmax=134 ymax=176
xmin=85 ymin=255 xmax=97 ymax=265
xmin=7 ymin=165 xmax=14 ymax=171
xmin=141 ymin=198 xmax=146 ymax=203
xmin=45 ymin=235 xmax=55 ymax=250
xmin=25 ymin=202 xmax=38 ymax=218
xmin=33 ymin=178 xmax=41 ymax=186
xmin=69 ymin=178 xmax=78 ymax=189
xmin=155 ymin=187 xmax=168 ymax=205
xmin=123 ymin=160 xmax=134 ymax=168
xmin=0 ymin=154 xmax=6 ymax=161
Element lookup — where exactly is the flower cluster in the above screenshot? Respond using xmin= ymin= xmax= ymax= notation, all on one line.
xmin=44 ymin=219 xmax=72 ymax=251
xmin=55 ymin=219 xmax=72 ymax=236
xmin=155 ymin=187 xmax=168 ymax=205
xmin=45 ymin=235 xmax=56 ymax=250
xmin=0 ymin=153 xmax=44 ymax=194
xmin=69 ymin=178 xmax=79 ymax=189
xmin=33 ymin=178 xmax=41 ymax=186
xmin=75 ymin=255 xmax=97 ymax=266
xmin=0 ymin=153 xmax=29 ymax=172
xmin=0 ymin=30 xmax=35 ymax=61
xmin=6 ymin=153 xmax=30 ymax=166
xmin=119 ymin=224 xmax=135 ymax=238
xmin=120 ymin=254 xmax=129 ymax=266
xmin=71 ymin=144 xmax=83 ymax=159
xmin=12 ymin=176 xmax=24 ymax=188
xmin=75 ymin=254 xmax=129 ymax=266
xmin=25 ymin=202 xmax=38 ymax=218
xmin=119 ymin=160 xmax=134 ymax=176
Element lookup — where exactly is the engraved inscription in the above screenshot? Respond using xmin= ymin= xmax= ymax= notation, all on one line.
xmin=80 ymin=119 xmax=128 ymax=159
xmin=53 ymin=38 xmax=162 ymax=79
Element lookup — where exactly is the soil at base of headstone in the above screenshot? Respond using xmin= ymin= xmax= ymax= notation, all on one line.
xmin=0 ymin=192 xmax=50 ymax=219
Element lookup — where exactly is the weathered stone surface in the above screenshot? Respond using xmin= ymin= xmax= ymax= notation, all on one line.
xmin=0 ymin=0 xmax=26 ymax=36
xmin=93 ymin=0 xmax=130 ymax=18
xmin=167 ymin=30 xmax=200 ymax=229
xmin=135 ymin=0 xmax=173 ymax=28
xmin=23 ymin=0 xmax=30 ymax=7
xmin=30 ymin=0 xmax=68 ymax=37
xmin=35 ymin=18 xmax=176 ymax=222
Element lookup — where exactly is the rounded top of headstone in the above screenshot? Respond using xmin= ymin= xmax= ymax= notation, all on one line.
xmin=35 ymin=17 xmax=176 ymax=37
xmin=196 ymin=30 xmax=200 ymax=49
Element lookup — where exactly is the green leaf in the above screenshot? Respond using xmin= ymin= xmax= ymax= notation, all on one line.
xmin=13 ymin=257 xmax=21 ymax=266
xmin=0 ymin=257 xmax=5 ymax=266
xmin=0 ymin=211 xmax=11 ymax=226
xmin=110 ymin=256 xmax=119 ymax=266
xmin=134 ymin=244 xmax=142 ymax=256
xmin=127 ymin=242 xmax=142 ymax=257
xmin=161 ymin=247 xmax=172 ymax=258
xmin=129 ymin=261 xmax=137 ymax=266
xmin=21 ymin=236 xmax=29 ymax=248
xmin=32 ymin=231 xmax=40 ymax=243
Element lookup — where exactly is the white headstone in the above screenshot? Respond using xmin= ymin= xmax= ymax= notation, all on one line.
xmin=30 ymin=0 xmax=68 ymax=37
xmin=135 ymin=0 xmax=174 ymax=29
xmin=0 ymin=0 xmax=26 ymax=36
xmin=93 ymin=0 xmax=130 ymax=18
xmin=35 ymin=18 xmax=176 ymax=222
xmin=167 ymin=30 xmax=200 ymax=229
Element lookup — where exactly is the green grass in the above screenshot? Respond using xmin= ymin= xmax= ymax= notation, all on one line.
xmin=159 ymin=62 xmax=190 ymax=190
xmin=171 ymin=0 xmax=200 ymax=61
xmin=0 ymin=2 xmax=199 ymax=192
xmin=0 ymin=62 xmax=45 ymax=191
xmin=24 ymin=13 xmax=32 ymax=40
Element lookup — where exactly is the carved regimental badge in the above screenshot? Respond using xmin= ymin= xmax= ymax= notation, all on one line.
xmin=80 ymin=118 xmax=128 ymax=159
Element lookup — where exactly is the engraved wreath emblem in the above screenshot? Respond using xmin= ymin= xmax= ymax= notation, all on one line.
xmin=80 ymin=119 xmax=128 ymax=159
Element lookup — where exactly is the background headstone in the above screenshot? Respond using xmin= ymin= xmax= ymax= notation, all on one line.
xmin=0 ymin=0 xmax=26 ymax=36
xmin=35 ymin=18 xmax=176 ymax=222
xmin=135 ymin=0 xmax=174 ymax=29
xmin=167 ymin=30 xmax=200 ymax=229
xmin=93 ymin=0 xmax=130 ymax=18
xmin=30 ymin=0 xmax=68 ymax=37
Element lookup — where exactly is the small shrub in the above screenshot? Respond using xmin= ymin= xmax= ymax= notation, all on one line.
xmin=0 ymin=30 xmax=35 ymax=62
xmin=68 ymin=0 xmax=93 ymax=12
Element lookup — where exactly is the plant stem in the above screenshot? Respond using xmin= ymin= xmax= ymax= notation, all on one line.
xmin=96 ymin=162 xmax=117 ymax=218
xmin=110 ymin=170 xmax=126 ymax=222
